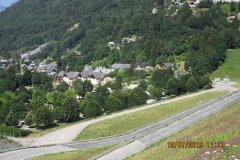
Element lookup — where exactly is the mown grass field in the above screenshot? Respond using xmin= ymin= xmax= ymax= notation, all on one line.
xmin=76 ymin=91 xmax=226 ymax=141
xmin=211 ymin=49 xmax=240 ymax=81
xmin=127 ymin=102 xmax=240 ymax=160
xmin=29 ymin=145 xmax=114 ymax=160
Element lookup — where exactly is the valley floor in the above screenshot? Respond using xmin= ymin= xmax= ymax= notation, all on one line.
xmin=11 ymin=81 xmax=237 ymax=147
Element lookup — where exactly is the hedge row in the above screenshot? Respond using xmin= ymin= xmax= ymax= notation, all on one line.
xmin=0 ymin=126 xmax=31 ymax=137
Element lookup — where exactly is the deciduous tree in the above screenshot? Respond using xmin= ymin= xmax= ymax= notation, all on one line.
xmin=34 ymin=107 xmax=53 ymax=128
xmin=186 ymin=76 xmax=199 ymax=92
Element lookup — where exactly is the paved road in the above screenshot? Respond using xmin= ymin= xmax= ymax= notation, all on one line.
xmin=1 ymin=90 xmax=240 ymax=160
xmin=13 ymin=81 xmax=237 ymax=147
xmin=98 ymin=91 xmax=240 ymax=160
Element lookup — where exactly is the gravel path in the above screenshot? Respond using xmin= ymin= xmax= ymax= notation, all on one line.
xmin=11 ymin=82 xmax=238 ymax=147
xmin=0 ymin=139 xmax=20 ymax=151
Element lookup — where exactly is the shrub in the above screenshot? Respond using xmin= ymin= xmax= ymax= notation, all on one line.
xmin=0 ymin=126 xmax=31 ymax=137
xmin=5 ymin=111 xmax=18 ymax=126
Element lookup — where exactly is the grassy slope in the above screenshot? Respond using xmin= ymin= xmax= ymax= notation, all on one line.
xmin=76 ymin=92 xmax=225 ymax=141
xmin=29 ymin=145 xmax=113 ymax=160
xmin=211 ymin=49 xmax=240 ymax=81
xmin=127 ymin=102 xmax=240 ymax=160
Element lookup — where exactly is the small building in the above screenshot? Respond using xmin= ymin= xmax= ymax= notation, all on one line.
xmin=0 ymin=59 xmax=8 ymax=69
xmin=189 ymin=1 xmax=196 ymax=8
xmin=160 ymin=63 xmax=173 ymax=70
xmin=227 ymin=13 xmax=236 ymax=23
xmin=36 ymin=63 xmax=57 ymax=73
xmin=68 ymin=23 xmax=79 ymax=32
xmin=27 ymin=63 xmax=37 ymax=70
xmin=56 ymin=71 xmax=65 ymax=82
xmin=121 ymin=37 xmax=136 ymax=44
xmin=80 ymin=66 xmax=94 ymax=81
xmin=94 ymin=66 xmax=113 ymax=74
xmin=112 ymin=63 xmax=131 ymax=70
xmin=80 ymin=65 xmax=114 ymax=86
xmin=127 ymin=83 xmax=139 ymax=89
xmin=73 ymin=51 xmax=83 ymax=57
xmin=63 ymin=72 xmax=80 ymax=85
xmin=101 ymin=76 xmax=114 ymax=85
xmin=0 ymin=59 xmax=8 ymax=64
xmin=171 ymin=11 xmax=178 ymax=17
xmin=134 ymin=62 xmax=153 ymax=70
xmin=18 ymin=120 xmax=25 ymax=128
xmin=48 ymin=72 xmax=56 ymax=77
xmin=152 ymin=7 xmax=158 ymax=14
xmin=89 ymin=72 xmax=106 ymax=86
xmin=108 ymin=42 xmax=115 ymax=47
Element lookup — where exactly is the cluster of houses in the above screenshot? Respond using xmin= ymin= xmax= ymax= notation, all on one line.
xmin=23 ymin=61 xmax=58 ymax=75
xmin=55 ymin=65 xmax=115 ymax=86
xmin=20 ymin=44 xmax=57 ymax=74
xmin=17 ymin=43 xmax=174 ymax=87
xmin=54 ymin=62 xmax=173 ymax=86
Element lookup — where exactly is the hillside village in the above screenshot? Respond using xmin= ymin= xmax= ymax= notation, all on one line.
xmin=0 ymin=0 xmax=240 ymax=159
xmin=19 ymin=57 xmax=173 ymax=87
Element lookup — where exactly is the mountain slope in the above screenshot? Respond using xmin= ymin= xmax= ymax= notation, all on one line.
xmin=0 ymin=0 xmax=154 ymax=57
xmin=0 ymin=0 xmax=239 ymax=76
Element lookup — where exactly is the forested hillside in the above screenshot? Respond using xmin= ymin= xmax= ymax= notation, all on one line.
xmin=0 ymin=0 xmax=154 ymax=55
xmin=0 ymin=0 xmax=240 ymax=75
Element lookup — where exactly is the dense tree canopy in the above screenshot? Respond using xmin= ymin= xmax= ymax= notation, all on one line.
xmin=73 ymin=80 xmax=93 ymax=97
xmin=106 ymin=94 xmax=123 ymax=112
xmin=61 ymin=97 xmax=80 ymax=122
xmin=81 ymin=93 xmax=102 ymax=118
xmin=186 ymin=76 xmax=199 ymax=92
